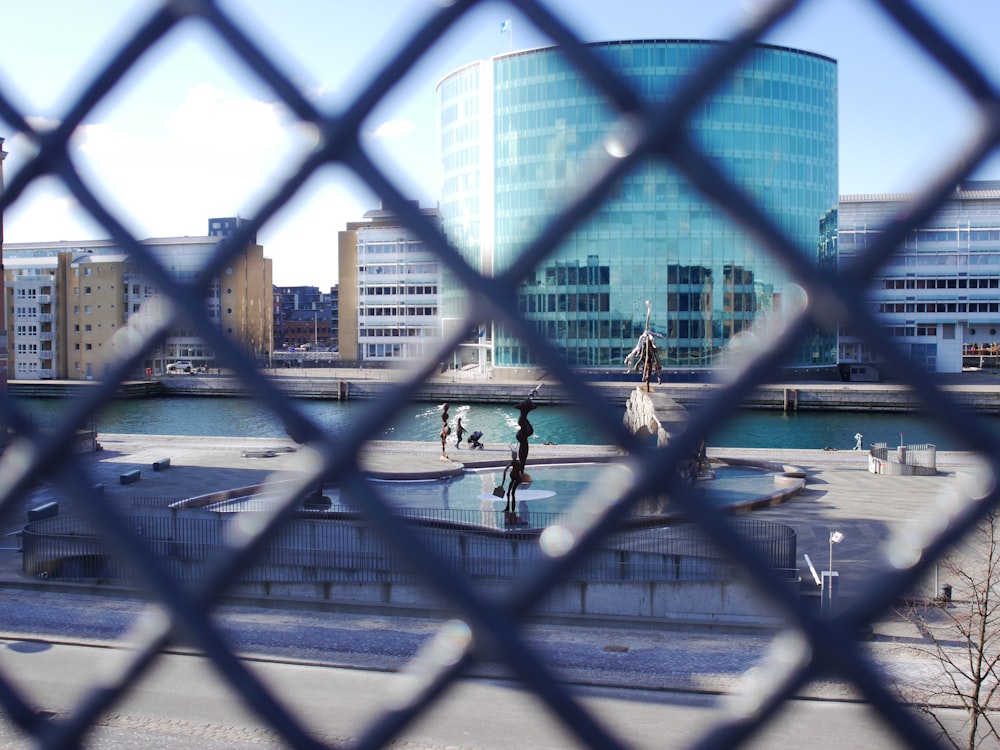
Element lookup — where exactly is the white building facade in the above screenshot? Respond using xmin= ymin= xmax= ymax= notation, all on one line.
xmin=7 ymin=255 xmax=58 ymax=380
xmin=838 ymin=181 xmax=1000 ymax=375
xmin=340 ymin=204 xmax=443 ymax=363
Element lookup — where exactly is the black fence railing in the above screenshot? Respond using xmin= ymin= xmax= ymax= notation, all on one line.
xmin=2 ymin=0 xmax=999 ymax=747
xmin=21 ymin=513 xmax=797 ymax=586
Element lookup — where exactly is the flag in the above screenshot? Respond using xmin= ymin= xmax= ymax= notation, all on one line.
xmin=500 ymin=18 xmax=511 ymax=33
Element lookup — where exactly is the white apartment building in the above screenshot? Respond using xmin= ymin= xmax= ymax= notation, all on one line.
xmin=838 ymin=181 xmax=1000 ymax=376
xmin=339 ymin=203 xmax=442 ymax=363
xmin=7 ymin=255 xmax=59 ymax=380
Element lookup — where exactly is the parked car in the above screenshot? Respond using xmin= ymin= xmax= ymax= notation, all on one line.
xmin=166 ymin=361 xmax=193 ymax=374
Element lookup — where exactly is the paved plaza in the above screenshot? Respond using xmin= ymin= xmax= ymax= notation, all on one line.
xmin=1 ymin=433 xmax=982 ymax=628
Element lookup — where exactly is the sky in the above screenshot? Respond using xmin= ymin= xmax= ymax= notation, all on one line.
xmin=1 ymin=0 xmax=999 ymax=288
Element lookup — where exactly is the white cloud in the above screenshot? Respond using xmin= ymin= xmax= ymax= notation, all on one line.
xmin=165 ymin=83 xmax=289 ymax=152
xmin=53 ymin=85 xmax=309 ymax=239
xmin=368 ymin=119 xmax=414 ymax=140
xmin=2 ymin=85 xmax=372 ymax=285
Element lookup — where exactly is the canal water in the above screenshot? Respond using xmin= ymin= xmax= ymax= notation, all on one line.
xmin=12 ymin=395 xmax=993 ymax=451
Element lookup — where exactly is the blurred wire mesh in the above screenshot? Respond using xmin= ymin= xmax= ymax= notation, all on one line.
xmin=0 ymin=0 xmax=999 ymax=747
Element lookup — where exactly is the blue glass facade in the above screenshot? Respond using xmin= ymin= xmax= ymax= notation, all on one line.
xmin=438 ymin=40 xmax=838 ymax=371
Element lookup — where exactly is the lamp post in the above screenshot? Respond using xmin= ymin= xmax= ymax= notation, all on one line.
xmin=827 ymin=530 xmax=844 ymax=613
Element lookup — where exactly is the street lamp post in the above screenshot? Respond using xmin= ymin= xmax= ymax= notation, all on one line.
xmin=826 ymin=530 xmax=844 ymax=614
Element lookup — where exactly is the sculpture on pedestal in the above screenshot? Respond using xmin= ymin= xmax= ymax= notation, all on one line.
xmin=439 ymin=403 xmax=451 ymax=459
xmin=624 ymin=300 xmax=663 ymax=392
xmin=502 ymin=387 xmax=539 ymax=517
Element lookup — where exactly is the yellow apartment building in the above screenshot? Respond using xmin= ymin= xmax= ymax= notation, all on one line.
xmin=4 ymin=224 xmax=273 ymax=380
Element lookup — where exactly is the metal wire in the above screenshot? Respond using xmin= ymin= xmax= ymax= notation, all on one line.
xmin=0 ymin=0 xmax=996 ymax=747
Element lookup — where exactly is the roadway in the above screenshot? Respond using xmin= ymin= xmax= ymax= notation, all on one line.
xmin=0 ymin=590 xmax=965 ymax=749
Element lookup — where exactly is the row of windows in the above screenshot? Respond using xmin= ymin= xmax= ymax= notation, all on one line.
xmin=878 ymin=302 xmax=1000 ymax=314
xmin=883 ymin=278 xmax=1000 ymax=289
xmin=527 ymin=317 xmax=721 ymax=343
xmin=669 ymin=293 xmax=758 ymax=313
xmin=520 ymin=293 xmax=611 ymax=313
xmin=498 ymin=344 xmax=632 ymax=367
xmin=14 ymin=307 xmax=37 ymax=318
xmin=886 ymin=326 xmax=939 ymax=338
xmin=359 ymin=263 xmax=439 ymax=275
xmin=541 ymin=264 xmax=610 ymax=286
xmin=360 ymin=285 xmax=438 ymax=296
xmin=885 ymin=254 xmax=965 ymax=266
xmin=166 ymin=345 xmax=213 ymax=359
xmin=364 ymin=343 xmax=413 ymax=358
xmin=360 ymin=307 xmax=438 ymax=317
xmin=841 ymin=229 xmax=1000 ymax=246
xmin=358 ymin=242 xmax=428 ymax=255
xmin=359 ymin=327 xmax=440 ymax=338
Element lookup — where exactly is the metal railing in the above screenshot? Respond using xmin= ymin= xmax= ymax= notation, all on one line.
xmin=21 ymin=513 xmax=797 ymax=586
xmin=1 ymin=0 xmax=999 ymax=748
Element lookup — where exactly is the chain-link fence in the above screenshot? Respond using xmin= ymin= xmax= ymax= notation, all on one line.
xmin=1 ymin=0 xmax=999 ymax=747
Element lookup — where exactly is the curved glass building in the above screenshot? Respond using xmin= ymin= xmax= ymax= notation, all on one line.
xmin=437 ymin=40 xmax=838 ymax=374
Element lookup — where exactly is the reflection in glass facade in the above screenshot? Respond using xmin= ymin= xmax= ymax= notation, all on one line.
xmin=437 ymin=40 xmax=839 ymax=372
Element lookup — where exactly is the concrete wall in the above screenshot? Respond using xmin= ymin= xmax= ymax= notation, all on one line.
xmin=226 ymin=577 xmax=789 ymax=629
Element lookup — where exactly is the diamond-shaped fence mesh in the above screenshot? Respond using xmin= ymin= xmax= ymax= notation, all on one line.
xmin=0 ymin=0 xmax=999 ymax=747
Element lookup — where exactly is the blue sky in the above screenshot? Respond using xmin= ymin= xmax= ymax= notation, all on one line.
xmin=1 ymin=0 xmax=998 ymax=286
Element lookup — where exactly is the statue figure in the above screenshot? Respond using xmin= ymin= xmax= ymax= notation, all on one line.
xmin=502 ymin=445 xmax=525 ymax=514
xmin=624 ymin=300 xmax=663 ymax=392
xmin=854 ymin=432 xmax=863 ymax=451
xmin=514 ymin=396 xmax=536 ymax=469
xmin=439 ymin=403 xmax=451 ymax=459
xmin=503 ymin=388 xmax=539 ymax=516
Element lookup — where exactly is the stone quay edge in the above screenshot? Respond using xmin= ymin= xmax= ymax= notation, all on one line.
xmin=8 ymin=368 xmax=1000 ymax=412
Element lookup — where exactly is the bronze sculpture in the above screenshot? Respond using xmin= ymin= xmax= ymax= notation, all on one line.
xmin=439 ymin=403 xmax=451 ymax=459
xmin=503 ymin=388 xmax=539 ymax=516
xmin=624 ymin=300 xmax=663 ymax=392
